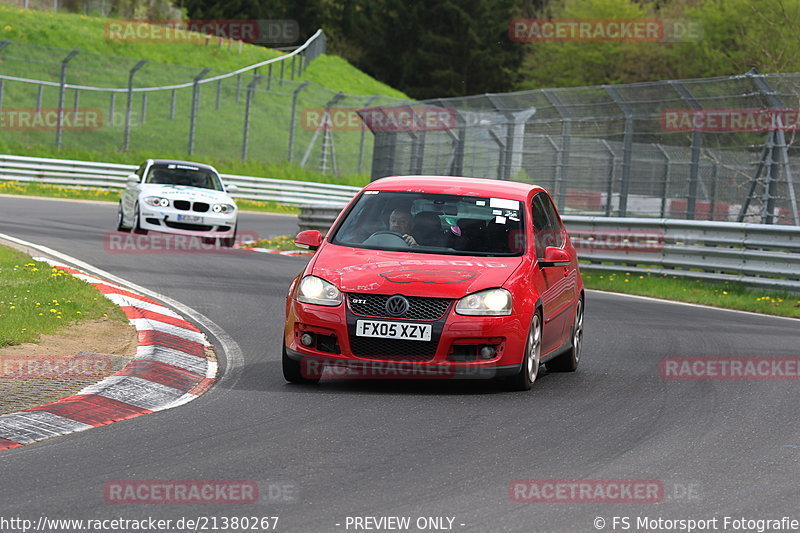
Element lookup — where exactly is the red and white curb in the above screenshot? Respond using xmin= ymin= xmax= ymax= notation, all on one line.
xmin=0 ymin=259 xmax=217 ymax=451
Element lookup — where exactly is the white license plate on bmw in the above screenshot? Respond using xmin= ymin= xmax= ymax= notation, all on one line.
xmin=355 ymin=320 xmax=432 ymax=341
xmin=177 ymin=214 xmax=203 ymax=223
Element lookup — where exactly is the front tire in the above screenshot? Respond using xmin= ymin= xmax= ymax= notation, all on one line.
xmin=132 ymin=202 xmax=148 ymax=235
xmin=116 ymin=202 xmax=130 ymax=232
xmin=220 ymin=224 xmax=237 ymax=248
xmin=282 ymin=346 xmax=321 ymax=384
xmin=546 ymin=298 xmax=583 ymax=372
xmin=502 ymin=312 xmax=542 ymax=391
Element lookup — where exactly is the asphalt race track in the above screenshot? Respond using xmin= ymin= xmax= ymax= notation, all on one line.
xmin=0 ymin=195 xmax=798 ymax=532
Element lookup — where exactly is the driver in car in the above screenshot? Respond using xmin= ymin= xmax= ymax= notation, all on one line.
xmin=388 ymin=209 xmax=418 ymax=246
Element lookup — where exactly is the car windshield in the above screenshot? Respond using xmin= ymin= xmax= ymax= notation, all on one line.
xmin=331 ymin=190 xmax=525 ymax=256
xmin=145 ymin=164 xmax=223 ymax=191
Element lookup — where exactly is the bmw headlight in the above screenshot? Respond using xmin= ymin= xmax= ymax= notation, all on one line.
xmin=297 ymin=276 xmax=342 ymax=306
xmin=456 ymin=288 xmax=512 ymax=316
xmin=212 ymin=203 xmax=236 ymax=214
xmin=144 ymin=196 xmax=169 ymax=207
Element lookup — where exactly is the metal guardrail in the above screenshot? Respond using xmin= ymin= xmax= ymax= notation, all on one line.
xmin=0 ymin=154 xmax=359 ymax=207
xmin=296 ymin=206 xmax=800 ymax=293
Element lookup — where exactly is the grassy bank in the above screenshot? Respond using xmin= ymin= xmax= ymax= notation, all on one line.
xmin=582 ymin=269 xmax=800 ymax=318
xmin=0 ymin=245 xmax=127 ymax=347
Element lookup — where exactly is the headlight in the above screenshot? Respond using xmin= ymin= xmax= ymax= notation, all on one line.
xmin=455 ymin=288 xmax=512 ymax=316
xmin=212 ymin=203 xmax=235 ymax=214
xmin=297 ymin=276 xmax=342 ymax=306
xmin=144 ymin=196 xmax=169 ymax=207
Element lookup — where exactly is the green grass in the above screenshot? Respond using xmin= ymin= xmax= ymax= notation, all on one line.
xmin=250 ymin=234 xmax=307 ymax=250
xmin=0 ymin=245 xmax=127 ymax=347
xmin=582 ymin=269 xmax=800 ymax=318
xmin=0 ymin=6 xmax=408 ymax=180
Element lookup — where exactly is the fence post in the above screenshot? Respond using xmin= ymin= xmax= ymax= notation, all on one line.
xmin=37 ymin=85 xmax=44 ymax=115
xmin=280 ymin=60 xmax=285 ymax=87
xmin=358 ymin=95 xmax=380 ymax=174
xmin=140 ymin=93 xmax=147 ymax=124
xmin=242 ymin=75 xmax=263 ymax=161
xmin=267 ymin=63 xmax=273 ymax=90
xmin=123 ymin=59 xmax=146 ymax=152
xmin=287 ymin=81 xmax=310 ymax=162
xmin=73 ymin=90 xmax=79 ymax=112
xmin=747 ymin=69 xmax=799 ymax=225
xmin=600 ymin=140 xmax=616 ymax=216
xmin=216 ymin=79 xmax=222 ymax=110
xmin=170 ymin=89 xmax=176 ymax=120
xmin=0 ymin=42 xmax=9 ymax=113
xmin=543 ymin=90 xmax=573 ymax=210
xmin=669 ymin=80 xmax=703 ymax=220
xmin=188 ymin=68 xmax=211 ymax=156
xmin=56 ymin=49 xmax=79 ymax=150
xmin=604 ymin=85 xmax=634 ymax=217
xmin=108 ymin=92 xmax=114 ymax=123
xmin=656 ymin=144 xmax=671 ymax=218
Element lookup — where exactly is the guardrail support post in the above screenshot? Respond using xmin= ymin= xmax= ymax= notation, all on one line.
xmin=241 ymin=75 xmax=263 ymax=161
xmin=287 ymin=81 xmax=310 ymax=163
xmin=188 ymin=67 xmax=211 ymax=156
xmin=56 ymin=49 xmax=79 ymax=150
xmin=123 ymin=59 xmax=146 ymax=152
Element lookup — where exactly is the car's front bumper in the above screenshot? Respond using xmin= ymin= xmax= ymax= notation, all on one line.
xmin=139 ymin=207 xmax=237 ymax=236
xmin=285 ymin=299 xmax=530 ymax=380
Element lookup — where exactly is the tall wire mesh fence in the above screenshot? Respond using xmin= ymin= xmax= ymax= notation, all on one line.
xmin=0 ymin=29 xmax=407 ymax=178
xmin=365 ymin=71 xmax=800 ymax=225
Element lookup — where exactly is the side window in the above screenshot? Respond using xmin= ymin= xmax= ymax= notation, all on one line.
xmin=135 ymin=164 xmax=146 ymax=180
xmin=531 ymin=192 xmax=564 ymax=256
xmin=540 ymin=194 xmax=565 ymax=248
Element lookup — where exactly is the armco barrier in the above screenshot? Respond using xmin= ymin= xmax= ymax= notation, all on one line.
xmin=295 ymin=206 xmax=800 ymax=293
xmin=0 ymin=154 xmax=359 ymax=207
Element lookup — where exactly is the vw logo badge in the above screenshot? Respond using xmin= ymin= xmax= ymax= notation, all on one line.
xmin=385 ymin=295 xmax=410 ymax=317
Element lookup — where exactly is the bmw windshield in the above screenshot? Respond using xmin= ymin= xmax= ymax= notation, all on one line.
xmin=145 ymin=163 xmax=223 ymax=191
xmin=331 ymin=191 xmax=525 ymax=256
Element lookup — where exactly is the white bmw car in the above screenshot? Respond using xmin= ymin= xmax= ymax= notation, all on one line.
xmin=116 ymin=159 xmax=239 ymax=246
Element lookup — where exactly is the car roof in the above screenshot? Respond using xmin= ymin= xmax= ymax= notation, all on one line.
xmin=364 ymin=175 xmax=544 ymax=200
xmin=147 ymin=159 xmax=219 ymax=173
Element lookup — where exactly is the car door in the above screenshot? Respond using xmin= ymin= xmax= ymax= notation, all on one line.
xmin=532 ymin=192 xmax=574 ymax=353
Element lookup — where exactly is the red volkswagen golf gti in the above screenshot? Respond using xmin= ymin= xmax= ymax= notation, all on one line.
xmin=283 ymin=176 xmax=584 ymax=390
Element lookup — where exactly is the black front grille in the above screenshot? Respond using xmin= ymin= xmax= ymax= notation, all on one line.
xmin=173 ymin=200 xmax=190 ymax=211
xmin=164 ymin=221 xmax=213 ymax=231
xmin=349 ymin=336 xmax=437 ymax=361
xmin=348 ymin=293 xmax=451 ymax=320
xmin=193 ymin=202 xmax=210 ymax=213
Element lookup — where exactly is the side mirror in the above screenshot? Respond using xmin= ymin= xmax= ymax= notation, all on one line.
xmin=539 ymin=246 xmax=571 ymax=267
xmin=295 ymin=230 xmax=323 ymax=251
xmin=226 ymin=183 xmax=239 ymax=194
xmin=127 ymin=174 xmax=139 ymax=184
